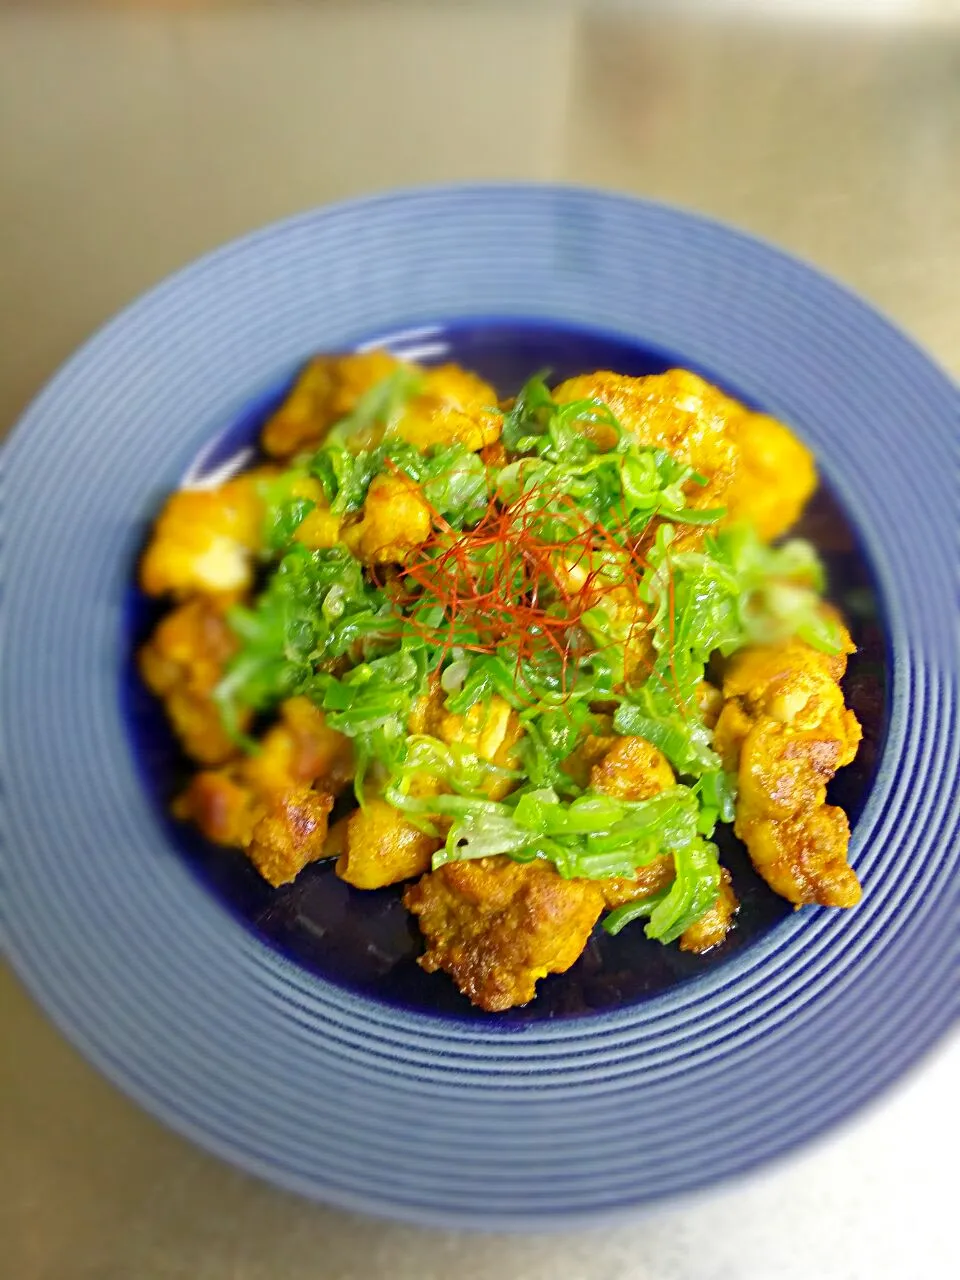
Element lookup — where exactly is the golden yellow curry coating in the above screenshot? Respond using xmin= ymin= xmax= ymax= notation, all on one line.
xmin=261 ymin=350 xmax=501 ymax=460
xmin=342 ymin=472 xmax=433 ymax=565
xmin=262 ymin=349 xmax=400 ymax=458
xmin=336 ymin=797 xmax=441 ymax=891
xmin=290 ymin=479 xmax=342 ymax=551
xmin=589 ymin=736 xmax=679 ymax=916
xmin=714 ymin=616 xmax=862 ymax=907
xmin=589 ymin=735 xmax=676 ymax=802
xmin=553 ymin=369 xmax=816 ymax=542
xmin=434 ymin=698 xmax=524 ymax=801
xmin=408 ymin=683 xmax=525 ymax=800
xmin=138 ymin=597 xmax=244 ymax=766
xmin=395 ymin=362 xmax=502 ymax=453
xmin=140 ymin=470 xmax=268 ymax=600
xmin=404 ymin=856 xmax=605 ymax=1012
xmin=743 ymin=807 xmax=856 ymax=909
xmin=174 ymin=697 xmax=352 ymax=886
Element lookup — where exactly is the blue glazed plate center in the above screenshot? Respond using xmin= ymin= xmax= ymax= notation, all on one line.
xmin=123 ymin=319 xmax=888 ymax=1022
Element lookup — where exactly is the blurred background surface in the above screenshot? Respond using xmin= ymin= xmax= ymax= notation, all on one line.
xmin=2 ymin=3 xmax=958 ymax=1278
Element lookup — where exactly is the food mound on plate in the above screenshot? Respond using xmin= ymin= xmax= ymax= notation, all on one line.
xmin=138 ymin=350 xmax=862 ymax=1011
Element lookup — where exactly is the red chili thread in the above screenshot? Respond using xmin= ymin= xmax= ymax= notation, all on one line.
xmin=368 ymin=468 xmax=693 ymax=721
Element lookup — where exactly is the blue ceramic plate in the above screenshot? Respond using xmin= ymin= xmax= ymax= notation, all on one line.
xmin=2 ymin=186 xmax=958 ymax=1228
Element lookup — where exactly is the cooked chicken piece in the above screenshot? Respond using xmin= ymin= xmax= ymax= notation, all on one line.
xmin=329 ymin=685 xmax=523 ymax=896
xmin=721 ymin=630 xmax=852 ymax=712
xmin=243 ymin=695 xmax=355 ymax=796
xmin=712 ymin=698 xmax=755 ymax=773
xmin=592 ymin=738 xmax=678 ymax=915
xmin=716 ymin=620 xmax=863 ymax=907
xmin=740 ymin=806 xmax=857 ymax=908
xmin=590 ymin=735 xmax=739 ymax=948
xmin=552 ymin=369 xmax=815 ymax=541
xmin=140 ymin=469 xmax=271 ymax=599
xmin=244 ymin=788 xmax=335 ymax=887
xmin=554 ymin=552 xmax=655 ymax=686
xmin=479 ymin=439 xmax=509 ymax=469
xmin=554 ymin=368 xmax=736 ymax=505
xmin=599 ymin=856 xmax=675 ymax=909
xmin=560 ymin=723 xmax=617 ymax=790
xmin=725 ymin=411 xmax=817 ymax=541
xmin=589 ymin=735 xmax=676 ymax=801
xmin=138 ymin=597 xmax=244 ymax=765
xmin=404 ymin=856 xmax=605 ymax=1011
xmin=333 ymin=685 xmax=450 ymax=890
xmin=679 ymin=868 xmax=738 ymax=953
xmin=600 ymin=853 xmax=737 ymax=952
xmin=174 ymin=697 xmax=351 ymax=886
xmin=737 ymin=716 xmax=858 ymax=821
xmin=394 ymin=363 xmax=501 ymax=453
xmin=342 ymin=472 xmax=432 ymax=564
xmin=177 ymin=768 xmax=333 ymax=888
xmin=404 ymin=733 xmax=738 ymax=1003
xmin=336 ymin=797 xmax=441 ymax=890
xmin=292 ymin=500 xmax=342 ymax=550
xmin=336 ymin=689 xmax=525 ymax=893
xmin=406 ymin=680 xmax=443 ymax=738
xmin=262 ymin=351 xmax=501 ymax=460
xmin=262 ymin=349 xmax=402 ymax=458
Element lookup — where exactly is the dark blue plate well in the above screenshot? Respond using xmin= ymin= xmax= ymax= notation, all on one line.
xmin=124 ymin=319 xmax=889 ymax=1022
xmin=2 ymin=187 xmax=957 ymax=1228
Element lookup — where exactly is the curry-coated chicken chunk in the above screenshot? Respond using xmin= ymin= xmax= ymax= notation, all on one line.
xmin=741 ymin=806 xmax=856 ymax=909
xmin=262 ymin=350 xmax=502 ymax=460
xmin=261 ymin=349 xmax=402 ymax=459
xmin=724 ymin=410 xmax=817 ymax=541
xmin=590 ymin=735 xmax=678 ymax=917
xmin=713 ymin=618 xmax=862 ymax=907
xmin=553 ymin=547 xmax=656 ymax=687
xmin=404 ymin=856 xmax=605 ymax=1011
xmin=140 ymin=470 xmax=270 ymax=600
xmin=394 ymin=363 xmax=502 ymax=453
xmin=589 ymin=735 xmax=676 ymax=801
xmin=174 ymin=696 xmax=352 ymax=886
xmin=292 ymin=498 xmax=342 ymax=551
xmin=559 ymin=725 xmax=617 ymax=790
xmin=342 ymin=472 xmax=432 ymax=564
xmin=138 ymin=597 xmax=245 ymax=766
xmin=335 ymin=796 xmax=441 ymax=891
xmin=599 ymin=855 xmax=737 ymax=954
xmin=141 ymin=466 xmax=340 ymax=600
xmin=599 ymin=856 xmax=675 ymax=910
xmin=552 ymin=369 xmax=816 ymax=541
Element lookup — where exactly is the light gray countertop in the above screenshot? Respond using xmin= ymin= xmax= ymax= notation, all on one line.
xmin=2 ymin=5 xmax=958 ymax=1278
